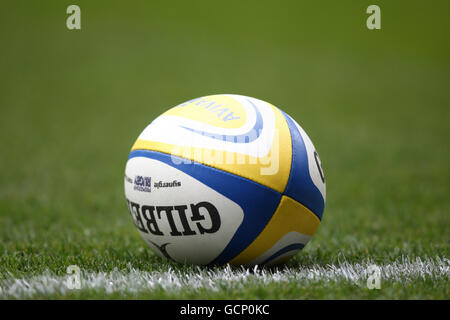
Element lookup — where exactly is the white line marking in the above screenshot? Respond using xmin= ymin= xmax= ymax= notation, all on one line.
xmin=0 ymin=256 xmax=448 ymax=298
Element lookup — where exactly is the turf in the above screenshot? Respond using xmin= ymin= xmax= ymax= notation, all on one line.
xmin=0 ymin=0 xmax=449 ymax=299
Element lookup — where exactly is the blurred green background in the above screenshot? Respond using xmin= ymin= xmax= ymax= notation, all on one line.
xmin=0 ymin=0 xmax=448 ymax=298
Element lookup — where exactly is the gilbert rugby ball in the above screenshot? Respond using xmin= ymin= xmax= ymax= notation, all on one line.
xmin=124 ymin=94 xmax=326 ymax=266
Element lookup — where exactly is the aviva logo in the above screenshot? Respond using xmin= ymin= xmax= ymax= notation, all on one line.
xmin=164 ymin=95 xmax=246 ymax=129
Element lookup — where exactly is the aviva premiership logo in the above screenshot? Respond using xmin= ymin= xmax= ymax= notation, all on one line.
xmin=133 ymin=175 xmax=151 ymax=192
xmin=129 ymin=175 xmax=182 ymax=193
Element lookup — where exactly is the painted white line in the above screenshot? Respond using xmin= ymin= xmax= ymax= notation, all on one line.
xmin=0 ymin=256 xmax=448 ymax=298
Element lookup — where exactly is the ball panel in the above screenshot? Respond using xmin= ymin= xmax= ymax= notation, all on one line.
xmin=125 ymin=156 xmax=244 ymax=265
xmin=282 ymin=112 xmax=326 ymax=219
xmin=230 ymin=195 xmax=320 ymax=265
xmin=130 ymin=94 xmax=293 ymax=193
xmin=127 ymin=149 xmax=283 ymax=265
xmin=290 ymin=116 xmax=326 ymax=201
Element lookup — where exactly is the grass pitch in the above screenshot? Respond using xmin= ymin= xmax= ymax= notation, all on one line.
xmin=0 ymin=0 xmax=449 ymax=299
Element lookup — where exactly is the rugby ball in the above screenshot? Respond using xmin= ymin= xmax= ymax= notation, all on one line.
xmin=124 ymin=94 xmax=325 ymax=266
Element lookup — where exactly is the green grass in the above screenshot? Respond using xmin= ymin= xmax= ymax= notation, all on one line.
xmin=0 ymin=0 xmax=449 ymax=299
